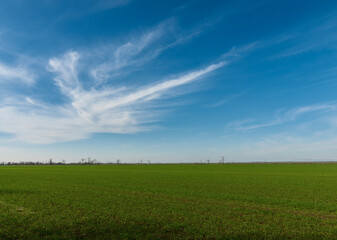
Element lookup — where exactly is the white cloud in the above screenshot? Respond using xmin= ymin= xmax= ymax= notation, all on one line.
xmin=0 ymin=49 xmax=226 ymax=144
xmin=49 ymin=51 xmax=81 ymax=95
xmin=265 ymin=12 xmax=337 ymax=59
xmin=88 ymin=17 xmax=226 ymax=85
xmin=0 ymin=62 xmax=34 ymax=85
xmin=206 ymin=92 xmax=244 ymax=108
xmin=228 ymin=104 xmax=336 ymax=131
xmin=91 ymin=61 xmax=225 ymax=113
xmin=0 ymin=16 xmax=253 ymax=144
xmin=89 ymin=19 xmax=176 ymax=84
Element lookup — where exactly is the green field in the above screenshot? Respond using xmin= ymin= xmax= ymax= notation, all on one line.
xmin=1 ymin=164 xmax=337 ymax=239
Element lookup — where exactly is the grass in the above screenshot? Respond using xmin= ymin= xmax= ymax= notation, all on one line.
xmin=0 ymin=163 xmax=337 ymax=239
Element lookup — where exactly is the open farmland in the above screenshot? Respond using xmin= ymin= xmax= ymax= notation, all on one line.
xmin=0 ymin=164 xmax=337 ymax=239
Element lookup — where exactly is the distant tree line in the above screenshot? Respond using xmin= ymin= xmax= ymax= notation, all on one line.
xmin=1 ymin=157 xmax=101 ymax=165
xmin=0 ymin=156 xmax=229 ymax=165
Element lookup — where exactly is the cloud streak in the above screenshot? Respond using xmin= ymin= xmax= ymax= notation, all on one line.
xmin=206 ymin=92 xmax=244 ymax=108
xmin=260 ymin=12 xmax=337 ymax=60
xmin=0 ymin=62 xmax=34 ymax=85
xmin=228 ymin=104 xmax=336 ymax=131
xmin=89 ymin=19 xmax=174 ymax=84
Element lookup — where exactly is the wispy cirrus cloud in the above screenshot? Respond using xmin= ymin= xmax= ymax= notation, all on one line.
xmin=89 ymin=17 xmax=224 ymax=85
xmin=0 ymin=15 xmax=254 ymax=144
xmin=206 ymin=92 xmax=244 ymax=108
xmin=0 ymin=48 xmax=226 ymax=144
xmin=277 ymin=14 xmax=337 ymax=58
xmin=0 ymin=62 xmax=34 ymax=85
xmin=89 ymin=19 xmax=175 ymax=84
xmin=259 ymin=12 xmax=337 ymax=60
xmin=227 ymin=104 xmax=336 ymax=131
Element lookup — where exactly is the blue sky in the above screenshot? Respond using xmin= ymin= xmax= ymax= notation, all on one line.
xmin=1 ymin=0 xmax=337 ymax=163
